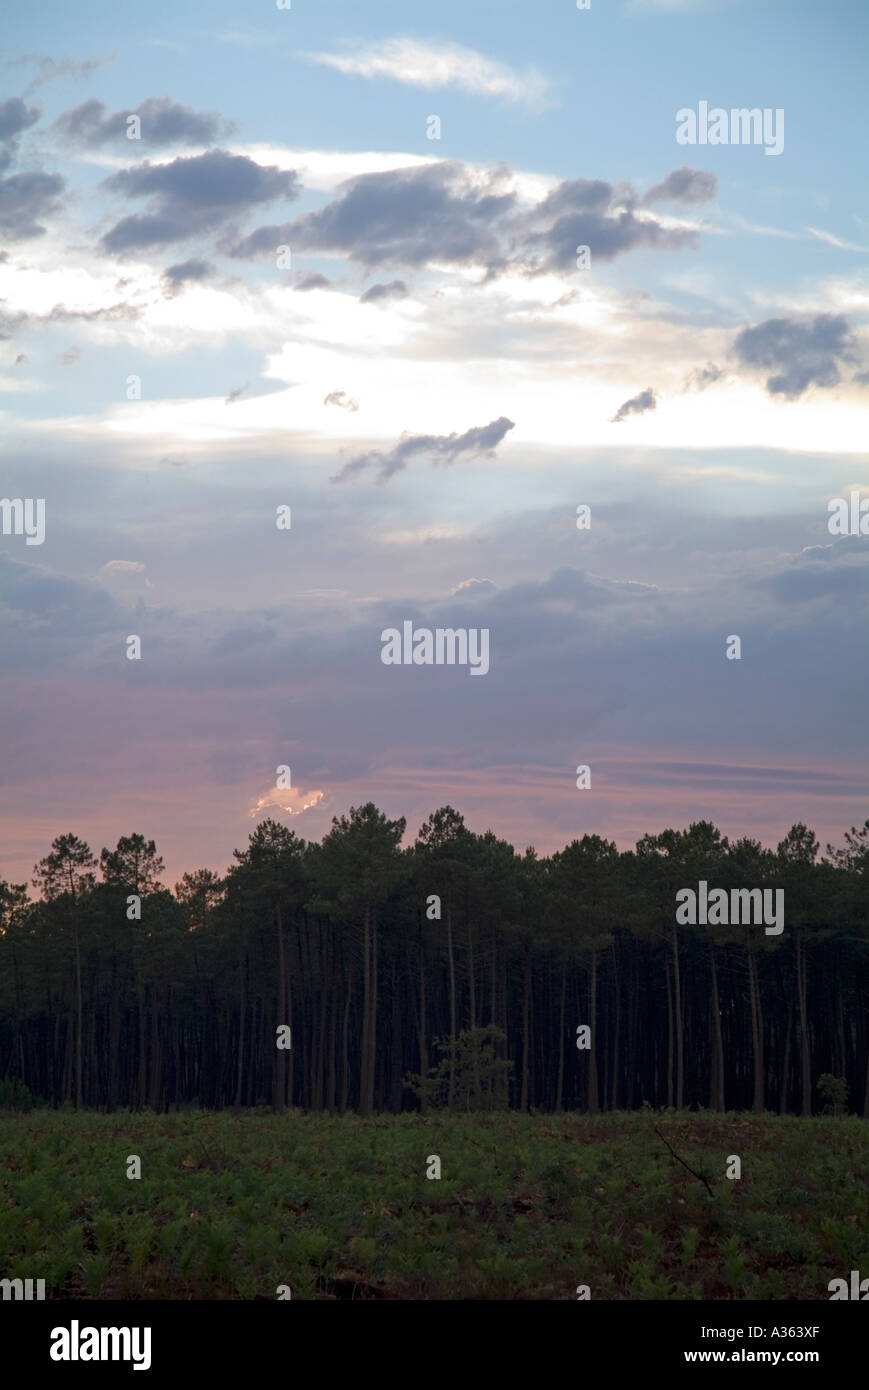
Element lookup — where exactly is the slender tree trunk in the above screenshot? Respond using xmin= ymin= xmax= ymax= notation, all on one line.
xmin=73 ymin=917 xmax=83 ymax=1109
xmin=796 ymin=928 xmax=811 ymax=1115
xmin=555 ymin=957 xmax=567 ymax=1112
xmin=275 ymin=905 xmax=286 ymax=1110
xmin=367 ymin=915 xmax=378 ymax=1113
xmin=746 ymin=930 xmax=764 ymax=1113
xmin=779 ymin=1001 xmax=793 ymax=1114
xmin=709 ymin=943 xmax=725 ymax=1111
xmin=587 ymin=949 xmax=599 ymax=1114
xmin=340 ymin=969 xmax=352 ymax=1114
xmin=672 ymin=921 xmax=683 ymax=1110
xmin=665 ymin=959 xmax=674 ymax=1109
xmin=234 ymin=951 xmax=247 ymax=1110
xmin=447 ymin=905 xmax=457 ymax=1109
xmin=519 ymin=944 xmax=531 ymax=1111
xmin=416 ymin=923 xmax=428 ymax=1115
xmin=611 ymin=939 xmax=620 ymax=1112
xmin=137 ymin=982 xmax=148 ymax=1109
xmin=360 ymin=906 xmax=371 ymax=1114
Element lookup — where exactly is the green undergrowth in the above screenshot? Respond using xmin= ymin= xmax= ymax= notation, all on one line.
xmin=0 ymin=1109 xmax=866 ymax=1299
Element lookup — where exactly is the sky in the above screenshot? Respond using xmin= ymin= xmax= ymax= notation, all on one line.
xmin=1 ymin=0 xmax=867 ymax=889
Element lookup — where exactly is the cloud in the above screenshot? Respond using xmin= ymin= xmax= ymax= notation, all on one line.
xmin=324 ymin=390 xmax=359 ymax=412
xmin=99 ymin=560 xmax=146 ymax=574
xmin=732 ymin=313 xmax=858 ymax=399
xmin=359 ymin=279 xmax=408 ymax=304
xmin=520 ymin=176 xmax=699 ymax=273
xmin=232 ymin=160 xmax=700 ymax=276
xmin=53 ymin=95 xmax=234 ymax=148
xmin=97 ymin=560 xmax=149 ymax=591
xmin=227 ymin=160 xmax=515 ymax=270
xmin=684 ymin=361 xmax=724 ymax=391
xmin=294 ymin=272 xmax=331 ymax=291
xmin=333 ymin=415 xmax=515 ymax=483
xmin=765 ymin=542 xmax=869 ymax=601
xmin=303 ymin=37 xmax=553 ymax=110
xmin=0 ymin=309 xmax=29 ymax=339
xmin=0 ymin=97 xmax=41 ymax=143
xmin=57 ymin=345 xmax=81 ymax=365
xmin=101 ymin=149 xmax=300 ymax=253
xmin=14 ymin=353 xmax=28 ymax=366
xmin=642 ymin=164 xmax=717 ymax=206
xmin=25 ymin=53 xmax=116 ymax=88
xmin=45 ymin=301 xmax=141 ymax=324
xmin=611 ymin=387 xmax=657 ymax=422
xmin=250 ymin=784 xmax=325 ymax=817
xmin=162 ymin=257 xmax=216 ymax=293
xmin=0 ymin=170 xmax=65 ymax=241
xmin=452 ymin=577 xmax=499 ymax=597
xmin=225 ymin=383 xmax=249 ymax=405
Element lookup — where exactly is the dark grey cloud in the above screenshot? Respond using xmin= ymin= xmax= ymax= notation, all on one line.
xmin=333 ymin=415 xmax=515 ymax=483
xmin=642 ymin=165 xmax=718 ymax=206
xmin=324 ymin=390 xmax=359 ymax=412
xmin=359 ymin=279 xmax=408 ymax=304
xmin=53 ymin=96 xmax=233 ymax=148
xmin=14 ymin=352 xmax=28 ymax=365
xmin=684 ymin=361 xmax=724 ymax=391
xmin=162 ymin=257 xmax=216 ymax=292
xmin=0 ymin=97 xmax=41 ymax=142
xmin=101 ymin=149 xmax=300 ymax=253
xmin=765 ymin=544 xmax=869 ymax=601
xmin=235 ymin=161 xmax=708 ymax=276
xmin=25 ymin=53 xmax=116 ymax=89
xmin=227 ymin=160 xmax=515 ymax=271
xmin=524 ymin=177 xmax=699 ymax=272
xmin=294 ymin=272 xmax=331 ymax=291
xmin=611 ymin=387 xmax=657 ymax=422
xmin=46 ymin=301 xmax=140 ymax=324
xmin=732 ymin=313 xmax=858 ymax=399
xmin=225 ymin=383 xmax=249 ymax=405
xmin=0 ymin=169 xmax=65 ymax=241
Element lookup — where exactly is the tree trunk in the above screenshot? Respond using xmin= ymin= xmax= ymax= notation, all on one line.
xmin=709 ymin=943 xmax=725 ymax=1111
xmin=555 ymin=957 xmax=567 ymax=1112
xmin=611 ymin=939 xmax=620 ymax=1112
xmin=796 ymin=928 xmax=811 ymax=1115
xmin=779 ymin=1001 xmax=793 ymax=1114
xmin=447 ymin=904 xmax=457 ymax=1109
xmin=587 ymin=948 xmax=599 ymax=1114
xmin=665 ymin=959 xmax=674 ymax=1109
xmin=73 ymin=917 xmax=83 ymax=1109
xmin=746 ymin=931 xmax=764 ymax=1113
xmin=275 ymin=905 xmax=286 ymax=1110
xmin=234 ymin=951 xmax=247 ymax=1110
xmin=672 ymin=921 xmax=683 ymax=1110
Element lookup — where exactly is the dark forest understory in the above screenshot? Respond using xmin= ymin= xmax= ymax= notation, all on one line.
xmin=1 ymin=807 xmax=868 ymax=1116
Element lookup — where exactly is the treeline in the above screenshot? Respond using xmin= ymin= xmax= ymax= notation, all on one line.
xmin=1 ymin=808 xmax=868 ymax=1115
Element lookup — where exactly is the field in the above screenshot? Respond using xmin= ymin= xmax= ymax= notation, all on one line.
xmin=1 ymin=1109 xmax=867 ymax=1300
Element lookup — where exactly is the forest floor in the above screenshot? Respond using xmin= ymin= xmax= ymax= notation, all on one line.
xmin=1 ymin=1108 xmax=867 ymax=1299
